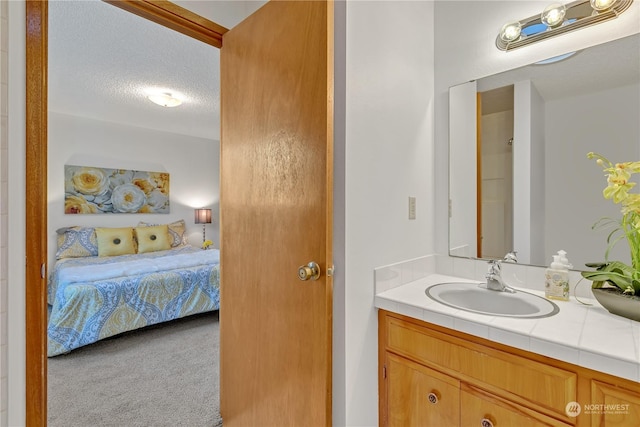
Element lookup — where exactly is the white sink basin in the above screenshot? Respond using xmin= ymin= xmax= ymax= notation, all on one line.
xmin=425 ymin=282 xmax=559 ymax=318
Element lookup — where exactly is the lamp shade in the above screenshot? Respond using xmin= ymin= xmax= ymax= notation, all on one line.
xmin=194 ymin=208 xmax=212 ymax=224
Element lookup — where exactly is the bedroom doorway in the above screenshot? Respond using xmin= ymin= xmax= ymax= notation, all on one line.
xmin=26 ymin=1 xmax=335 ymax=426
xmin=26 ymin=1 xmax=228 ymax=425
xmin=45 ymin=1 xmax=224 ymax=424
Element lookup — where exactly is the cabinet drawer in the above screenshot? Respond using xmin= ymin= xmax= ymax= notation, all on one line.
xmin=387 ymin=353 xmax=460 ymax=427
xmin=460 ymin=383 xmax=572 ymax=427
xmin=386 ymin=316 xmax=577 ymax=419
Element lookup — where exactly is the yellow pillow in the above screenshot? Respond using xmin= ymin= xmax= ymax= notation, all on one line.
xmin=137 ymin=219 xmax=187 ymax=247
xmin=135 ymin=225 xmax=171 ymax=254
xmin=95 ymin=227 xmax=136 ymax=257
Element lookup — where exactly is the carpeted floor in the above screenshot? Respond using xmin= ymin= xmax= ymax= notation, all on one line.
xmin=48 ymin=311 xmax=221 ymax=427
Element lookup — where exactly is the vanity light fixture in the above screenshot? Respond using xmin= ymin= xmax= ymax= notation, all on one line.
xmin=496 ymin=0 xmax=633 ymax=51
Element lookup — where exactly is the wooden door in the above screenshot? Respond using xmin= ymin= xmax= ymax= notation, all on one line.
xmin=219 ymin=1 xmax=333 ymax=426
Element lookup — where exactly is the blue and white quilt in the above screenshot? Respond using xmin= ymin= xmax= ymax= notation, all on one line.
xmin=47 ymin=246 xmax=220 ymax=357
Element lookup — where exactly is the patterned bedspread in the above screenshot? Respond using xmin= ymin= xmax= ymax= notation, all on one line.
xmin=47 ymin=246 xmax=220 ymax=357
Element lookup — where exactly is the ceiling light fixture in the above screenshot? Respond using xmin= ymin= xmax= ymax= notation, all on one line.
xmin=147 ymin=92 xmax=183 ymax=107
xmin=496 ymin=0 xmax=633 ymax=51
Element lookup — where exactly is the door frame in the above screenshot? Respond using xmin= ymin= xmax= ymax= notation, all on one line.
xmin=25 ymin=1 xmax=227 ymax=425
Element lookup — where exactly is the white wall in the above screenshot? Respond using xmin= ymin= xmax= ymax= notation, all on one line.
xmin=435 ymin=0 xmax=640 ymax=259
xmin=513 ymin=80 xmax=545 ymax=265
xmin=544 ymin=82 xmax=640 ymax=267
xmin=332 ymin=2 xmax=347 ymax=424
xmin=48 ymin=112 xmax=220 ymax=267
xmin=529 ymin=83 xmax=545 ymax=266
xmin=7 ymin=1 xmax=26 ymax=424
xmin=513 ymin=80 xmax=532 ymax=262
xmin=345 ymin=2 xmax=434 ymax=425
xmin=0 ymin=0 xmax=8 ymax=423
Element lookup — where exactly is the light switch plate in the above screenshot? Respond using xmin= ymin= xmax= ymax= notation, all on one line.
xmin=409 ymin=197 xmax=416 ymax=220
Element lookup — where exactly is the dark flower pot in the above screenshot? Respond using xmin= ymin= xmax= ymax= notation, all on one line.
xmin=592 ymin=288 xmax=640 ymax=322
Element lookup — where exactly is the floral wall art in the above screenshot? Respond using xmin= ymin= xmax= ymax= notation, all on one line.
xmin=64 ymin=165 xmax=170 ymax=214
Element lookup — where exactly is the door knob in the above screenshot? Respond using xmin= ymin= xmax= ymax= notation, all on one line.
xmin=298 ymin=262 xmax=321 ymax=281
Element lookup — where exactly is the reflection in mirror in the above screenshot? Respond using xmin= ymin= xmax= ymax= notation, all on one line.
xmin=449 ymin=33 xmax=640 ymax=269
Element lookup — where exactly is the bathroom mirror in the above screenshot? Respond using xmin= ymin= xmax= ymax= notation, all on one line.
xmin=449 ymin=33 xmax=640 ymax=269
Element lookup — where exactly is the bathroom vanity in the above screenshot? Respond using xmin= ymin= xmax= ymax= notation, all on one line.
xmin=376 ymin=273 xmax=640 ymax=427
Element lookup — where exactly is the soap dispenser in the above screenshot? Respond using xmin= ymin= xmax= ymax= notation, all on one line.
xmin=545 ymin=250 xmax=572 ymax=301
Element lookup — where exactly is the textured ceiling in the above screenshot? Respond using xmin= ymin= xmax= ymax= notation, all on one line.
xmin=49 ymin=0 xmax=220 ymax=140
xmin=50 ymin=2 xmax=638 ymax=139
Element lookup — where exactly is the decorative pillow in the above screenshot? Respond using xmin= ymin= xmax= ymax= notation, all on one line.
xmin=137 ymin=219 xmax=187 ymax=247
xmin=55 ymin=227 xmax=98 ymax=259
xmin=135 ymin=225 xmax=171 ymax=254
xmin=95 ymin=227 xmax=136 ymax=257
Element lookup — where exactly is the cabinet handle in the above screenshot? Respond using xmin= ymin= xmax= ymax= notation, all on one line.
xmin=427 ymin=391 xmax=440 ymax=404
xmin=481 ymin=417 xmax=494 ymax=427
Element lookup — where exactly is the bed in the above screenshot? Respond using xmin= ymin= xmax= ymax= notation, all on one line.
xmin=47 ymin=221 xmax=220 ymax=357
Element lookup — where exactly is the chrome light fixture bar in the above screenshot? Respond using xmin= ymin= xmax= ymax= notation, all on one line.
xmin=496 ymin=0 xmax=633 ymax=51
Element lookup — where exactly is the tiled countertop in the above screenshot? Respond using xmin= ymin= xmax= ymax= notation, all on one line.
xmin=375 ymin=273 xmax=640 ymax=383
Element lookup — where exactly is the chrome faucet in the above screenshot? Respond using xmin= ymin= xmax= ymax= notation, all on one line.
xmin=502 ymin=250 xmax=518 ymax=264
xmin=484 ymin=251 xmax=518 ymax=293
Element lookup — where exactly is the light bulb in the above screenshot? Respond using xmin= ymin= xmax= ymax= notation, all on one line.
xmin=499 ymin=21 xmax=522 ymax=42
xmin=590 ymin=0 xmax=618 ymax=11
xmin=541 ymin=3 xmax=567 ymax=27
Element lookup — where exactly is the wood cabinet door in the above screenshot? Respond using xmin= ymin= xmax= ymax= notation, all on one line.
xmin=591 ymin=380 xmax=640 ymax=427
xmin=386 ymin=353 xmax=460 ymax=427
xmin=460 ymin=384 xmax=572 ymax=427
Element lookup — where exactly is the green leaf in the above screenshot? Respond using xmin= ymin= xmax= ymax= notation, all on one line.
xmin=581 ymin=261 xmax=640 ymax=296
